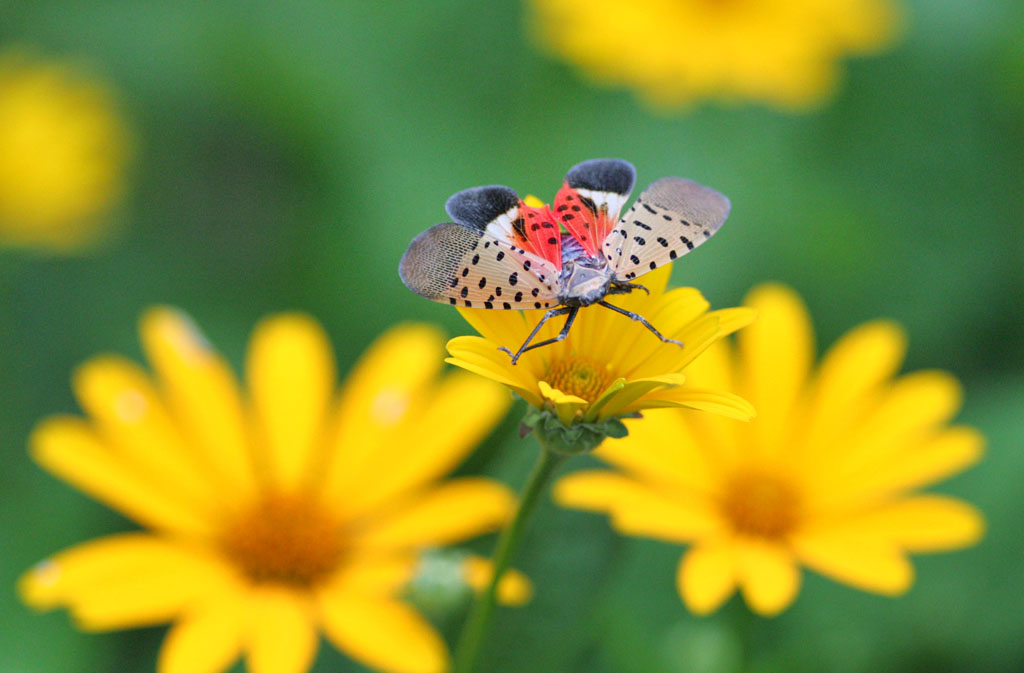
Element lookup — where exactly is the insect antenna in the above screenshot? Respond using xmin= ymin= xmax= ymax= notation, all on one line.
xmin=596 ymin=301 xmax=684 ymax=348
xmin=499 ymin=306 xmax=578 ymax=364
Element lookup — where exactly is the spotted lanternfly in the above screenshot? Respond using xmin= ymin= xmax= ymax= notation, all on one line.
xmin=399 ymin=159 xmax=731 ymax=364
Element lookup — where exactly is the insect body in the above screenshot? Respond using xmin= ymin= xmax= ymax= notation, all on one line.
xmin=399 ymin=159 xmax=730 ymax=364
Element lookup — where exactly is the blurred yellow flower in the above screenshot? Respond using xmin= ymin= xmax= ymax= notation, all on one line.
xmin=447 ymin=265 xmax=756 ymax=432
xmin=0 ymin=49 xmax=130 ymax=251
xmin=556 ymin=284 xmax=984 ymax=616
xmin=530 ymin=0 xmax=903 ymax=109
xmin=20 ymin=311 xmax=523 ymax=673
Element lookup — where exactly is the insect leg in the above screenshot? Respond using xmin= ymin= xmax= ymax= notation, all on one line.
xmin=499 ymin=306 xmax=576 ymax=365
xmin=597 ymin=300 xmax=684 ymax=348
xmin=608 ymin=281 xmax=650 ymax=296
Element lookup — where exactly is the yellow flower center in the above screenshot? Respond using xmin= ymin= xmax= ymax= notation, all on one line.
xmin=220 ymin=495 xmax=344 ymax=587
xmin=720 ymin=470 xmax=801 ymax=539
xmin=544 ymin=356 xmax=614 ymax=403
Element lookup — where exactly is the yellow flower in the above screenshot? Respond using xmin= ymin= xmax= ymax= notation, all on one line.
xmin=19 ymin=310 xmax=523 ymax=673
xmin=0 ymin=48 xmax=130 ymax=251
xmin=447 ymin=264 xmax=756 ymax=430
xmin=555 ymin=284 xmax=984 ymax=616
xmin=529 ymin=0 xmax=903 ymax=110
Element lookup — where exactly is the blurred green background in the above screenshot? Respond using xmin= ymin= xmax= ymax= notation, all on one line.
xmin=1 ymin=1 xmax=1022 ymax=672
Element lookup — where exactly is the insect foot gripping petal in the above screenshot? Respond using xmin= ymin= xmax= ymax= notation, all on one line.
xmin=499 ymin=307 xmax=577 ymax=365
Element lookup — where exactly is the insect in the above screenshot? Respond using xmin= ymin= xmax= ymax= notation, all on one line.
xmin=399 ymin=158 xmax=731 ymax=364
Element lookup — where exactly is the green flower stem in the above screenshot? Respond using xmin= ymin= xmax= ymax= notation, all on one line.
xmin=450 ymin=440 xmax=568 ymax=673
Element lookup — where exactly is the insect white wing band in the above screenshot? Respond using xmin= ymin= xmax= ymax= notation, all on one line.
xmin=604 ymin=177 xmax=731 ymax=280
xmin=566 ymin=158 xmax=635 ymax=220
xmin=573 ymin=186 xmax=627 ymax=223
xmin=399 ymin=222 xmax=559 ymax=310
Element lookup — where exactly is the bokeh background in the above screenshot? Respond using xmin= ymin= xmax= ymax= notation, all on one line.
xmin=1 ymin=1 xmax=1022 ymax=672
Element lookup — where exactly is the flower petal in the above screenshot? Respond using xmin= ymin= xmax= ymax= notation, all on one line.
xmin=158 ymin=592 xmax=246 ymax=673
xmin=630 ymin=386 xmax=755 ymax=421
xmin=714 ymin=307 xmax=759 ymax=337
xmin=245 ymin=587 xmax=318 ymax=673
xmin=593 ymin=373 xmax=686 ymax=420
xmin=72 ymin=355 xmax=221 ymax=516
xmin=677 ymin=540 xmax=738 ymax=615
xmin=627 ymin=301 xmax=752 ymax=382
xmin=20 ymin=533 xmax=239 ymax=631
xmin=554 ymin=471 xmax=721 ymax=543
xmin=140 ymin=307 xmax=259 ymax=501
xmin=791 ymin=528 xmax=913 ymax=595
xmin=674 ymin=340 xmax=744 ymax=463
xmin=324 ymin=553 xmax=419 ymax=597
xmin=839 ymin=496 xmax=985 ymax=552
xmin=737 ymin=284 xmax=814 ymax=455
xmin=609 ymin=287 xmax=710 ymax=375
xmin=621 ymin=311 xmax=719 ymax=381
xmin=462 ymin=555 xmax=533 ymax=606
xmin=823 ymin=426 xmax=984 ymax=505
xmin=246 ymin=314 xmax=336 ymax=491
xmin=734 ymin=538 xmax=801 ymax=616
xmin=352 ymin=478 xmax=514 ymax=550
xmin=673 ymin=335 xmax=734 ymax=392
xmin=318 ymin=594 xmax=447 ymax=673
xmin=594 ymin=411 xmax=720 ymax=496
xmin=539 ymin=379 xmax=589 ymax=406
xmin=338 ymin=371 xmax=511 ymax=520
xmin=821 ymin=371 xmax=965 ymax=495
xmin=445 ymin=335 xmax=542 ymax=406
xmin=456 ymin=306 xmax=530 ymax=351
xmin=30 ymin=417 xmax=214 ymax=536
xmin=322 ymin=324 xmax=446 ymax=498
xmin=539 ymin=380 xmax=589 ymax=426
xmin=803 ymin=320 xmax=906 ymax=455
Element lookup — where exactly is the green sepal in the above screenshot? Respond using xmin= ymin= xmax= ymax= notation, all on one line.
xmin=521 ymin=408 xmax=636 ymax=455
